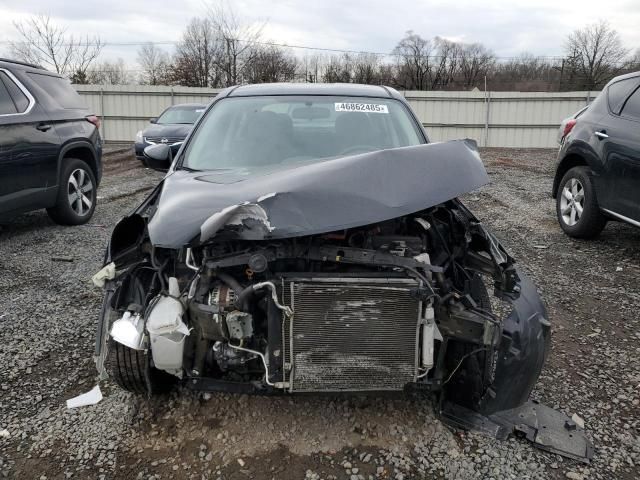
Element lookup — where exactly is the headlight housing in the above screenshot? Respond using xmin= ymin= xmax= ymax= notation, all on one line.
xmin=135 ymin=130 xmax=143 ymax=142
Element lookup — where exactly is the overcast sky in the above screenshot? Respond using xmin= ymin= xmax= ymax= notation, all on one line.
xmin=0 ymin=0 xmax=638 ymax=69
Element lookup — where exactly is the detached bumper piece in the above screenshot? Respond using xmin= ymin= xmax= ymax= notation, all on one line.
xmin=440 ymin=400 xmax=594 ymax=463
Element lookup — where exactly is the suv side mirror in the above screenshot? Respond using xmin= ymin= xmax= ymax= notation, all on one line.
xmin=143 ymin=144 xmax=172 ymax=172
xmin=149 ymin=117 xmax=157 ymax=124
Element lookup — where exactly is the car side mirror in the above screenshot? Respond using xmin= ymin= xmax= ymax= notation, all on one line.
xmin=143 ymin=144 xmax=172 ymax=172
xmin=149 ymin=117 xmax=157 ymax=124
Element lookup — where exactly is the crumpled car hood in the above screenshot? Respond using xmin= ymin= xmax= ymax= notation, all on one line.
xmin=147 ymin=139 xmax=489 ymax=248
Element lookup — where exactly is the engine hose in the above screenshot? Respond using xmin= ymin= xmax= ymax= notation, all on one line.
xmin=234 ymin=281 xmax=293 ymax=316
xmin=234 ymin=284 xmax=256 ymax=312
xmin=214 ymin=270 xmax=244 ymax=297
xmin=150 ymin=246 xmax=168 ymax=292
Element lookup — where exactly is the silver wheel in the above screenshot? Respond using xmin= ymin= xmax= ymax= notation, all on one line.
xmin=559 ymin=178 xmax=585 ymax=226
xmin=67 ymin=168 xmax=94 ymax=216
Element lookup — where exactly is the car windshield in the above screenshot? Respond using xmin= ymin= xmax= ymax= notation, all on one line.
xmin=181 ymin=95 xmax=424 ymax=171
xmin=157 ymin=105 xmax=205 ymax=124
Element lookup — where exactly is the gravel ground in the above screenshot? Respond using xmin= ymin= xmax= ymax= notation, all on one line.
xmin=0 ymin=146 xmax=639 ymax=480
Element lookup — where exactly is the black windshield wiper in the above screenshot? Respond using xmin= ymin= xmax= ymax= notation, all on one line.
xmin=178 ymin=165 xmax=202 ymax=172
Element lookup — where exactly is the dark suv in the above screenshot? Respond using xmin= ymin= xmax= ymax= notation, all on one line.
xmin=0 ymin=58 xmax=102 ymax=225
xmin=553 ymin=71 xmax=640 ymax=238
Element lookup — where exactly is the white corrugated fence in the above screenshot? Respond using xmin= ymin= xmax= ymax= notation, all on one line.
xmin=74 ymin=84 xmax=597 ymax=148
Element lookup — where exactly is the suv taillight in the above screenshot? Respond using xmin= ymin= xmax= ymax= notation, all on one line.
xmin=86 ymin=115 xmax=101 ymax=130
xmin=563 ymin=119 xmax=577 ymax=138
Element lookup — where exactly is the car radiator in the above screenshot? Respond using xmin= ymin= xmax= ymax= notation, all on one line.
xmin=280 ymin=277 xmax=421 ymax=392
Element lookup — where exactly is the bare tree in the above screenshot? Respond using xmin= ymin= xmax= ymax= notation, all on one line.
xmin=245 ymin=45 xmax=297 ymax=83
xmin=629 ymin=48 xmax=640 ymax=69
xmin=391 ymin=31 xmax=434 ymax=90
xmin=298 ymin=54 xmax=322 ymax=83
xmin=490 ymin=53 xmax=558 ymax=91
xmin=137 ymin=43 xmax=172 ymax=85
xmin=352 ymin=53 xmax=382 ymax=84
xmin=564 ymin=20 xmax=629 ymax=90
xmin=172 ymin=18 xmax=221 ymax=87
xmin=10 ymin=14 xmax=103 ymax=81
xmin=377 ymin=63 xmax=396 ymax=86
xmin=207 ymin=1 xmax=264 ymax=86
xmin=459 ymin=42 xmax=495 ymax=88
xmin=431 ymin=37 xmax=463 ymax=89
xmin=86 ymin=58 xmax=132 ymax=85
xmin=323 ymin=54 xmax=353 ymax=83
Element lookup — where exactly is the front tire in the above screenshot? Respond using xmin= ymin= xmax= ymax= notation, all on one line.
xmin=47 ymin=158 xmax=97 ymax=225
xmin=105 ymin=339 xmax=176 ymax=395
xmin=556 ymin=166 xmax=606 ymax=238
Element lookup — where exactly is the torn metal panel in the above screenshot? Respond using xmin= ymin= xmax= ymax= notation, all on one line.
xmin=200 ymin=202 xmax=274 ymax=243
xmin=146 ymin=139 xmax=488 ymax=248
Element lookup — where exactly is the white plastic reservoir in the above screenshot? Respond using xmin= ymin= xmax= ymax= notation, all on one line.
xmin=146 ymin=294 xmax=190 ymax=376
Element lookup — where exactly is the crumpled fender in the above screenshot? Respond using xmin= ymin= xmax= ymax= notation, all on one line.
xmin=440 ymin=270 xmax=593 ymax=462
xmin=479 ymin=268 xmax=551 ymax=414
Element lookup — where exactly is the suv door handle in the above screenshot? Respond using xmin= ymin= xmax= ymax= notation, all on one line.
xmin=36 ymin=123 xmax=52 ymax=132
xmin=595 ymin=130 xmax=609 ymax=139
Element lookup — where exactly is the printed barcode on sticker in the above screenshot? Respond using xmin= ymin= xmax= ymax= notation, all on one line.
xmin=335 ymin=103 xmax=389 ymax=114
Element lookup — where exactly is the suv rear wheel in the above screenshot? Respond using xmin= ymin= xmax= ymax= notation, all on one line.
xmin=47 ymin=158 xmax=97 ymax=225
xmin=556 ymin=166 xmax=606 ymax=238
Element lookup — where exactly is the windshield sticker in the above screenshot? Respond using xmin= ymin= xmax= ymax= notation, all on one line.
xmin=335 ymin=102 xmax=389 ymax=114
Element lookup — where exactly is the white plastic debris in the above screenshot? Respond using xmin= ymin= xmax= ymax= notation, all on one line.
xmin=66 ymin=385 xmax=103 ymax=409
xmin=0 ymin=429 xmax=9 ymax=439
xmin=616 ymin=266 xmax=623 ymax=272
xmin=92 ymin=262 xmax=116 ymax=287
xmin=571 ymin=413 xmax=585 ymax=429
xmin=146 ymin=295 xmax=190 ymax=376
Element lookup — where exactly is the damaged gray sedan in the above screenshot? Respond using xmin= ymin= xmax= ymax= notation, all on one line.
xmin=94 ymin=84 xmax=592 ymax=460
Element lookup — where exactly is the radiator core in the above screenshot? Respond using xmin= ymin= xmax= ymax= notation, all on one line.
xmin=280 ymin=277 xmax=421 ymax=392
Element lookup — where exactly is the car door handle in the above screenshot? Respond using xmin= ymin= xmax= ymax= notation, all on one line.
xmin=36 ymin=123 xmax=52 ymax=132
xmin=594 ymin=130 xmax=609 ymax=139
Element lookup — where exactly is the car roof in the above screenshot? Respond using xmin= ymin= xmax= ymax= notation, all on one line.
xmin=0 ymin=58 xmax=49 ymax=73
xmin=227 ymin=82 xmax=402 ymax=100
xmin=607 ymin=71 xmax=640 ymax=85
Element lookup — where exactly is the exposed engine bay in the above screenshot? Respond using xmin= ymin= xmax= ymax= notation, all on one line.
xmin=94 ymin=141 xmax=592 ymax=461
xmin=101 ymin=201 xmax=519 ymax=399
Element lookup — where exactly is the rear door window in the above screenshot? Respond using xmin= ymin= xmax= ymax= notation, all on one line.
xmin=607 ymin=78 xmax=639 ymax=115
xmin=0 ymin=76 xmax=17 ymax=115
xmin=621 ymin=87 xmax=640 ymax=121
xmin=0 ymin=71 xmax=30 ymax=113
xmin=26 ymin=72 xmax=85 ymax=109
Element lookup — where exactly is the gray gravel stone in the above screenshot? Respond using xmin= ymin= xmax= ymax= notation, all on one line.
xmin=0 ymin=148 xmax=638 ymax=479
